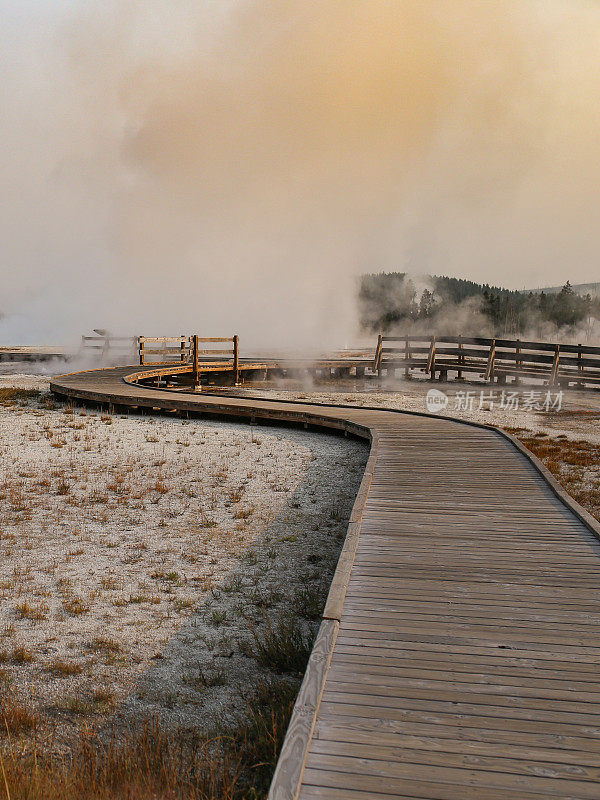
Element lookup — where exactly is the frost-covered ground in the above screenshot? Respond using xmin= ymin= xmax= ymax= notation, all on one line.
xmin=0 ymin=375 xmax=368 ymax=749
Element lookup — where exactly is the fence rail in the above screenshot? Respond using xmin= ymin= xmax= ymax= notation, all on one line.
xmin=138 ymin=336 xmax=191 ymax=365
xmin=374 ymin=334 xmax=600 ymax=387
xmin=138 ymin=335 xmax=240 ymax=385
xmin=80 ymin=335 xmax=138 ymax=362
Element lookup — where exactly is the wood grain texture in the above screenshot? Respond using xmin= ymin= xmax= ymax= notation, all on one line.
xmin=269 ymin=620 xmax=339 ymax=800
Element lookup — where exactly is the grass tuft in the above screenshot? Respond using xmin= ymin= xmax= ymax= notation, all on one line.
xmin=293 ymin=585 xmax=326 ymax=620
xmin=0 ymin=388 xmax=40 ymax=406
xmin=0 ymin=694 xmax=39 ymax=736
xmin=47 ymin=659 xmax=83 ymax=677
xmin=248 ymin=616 xmax=312 ymax=674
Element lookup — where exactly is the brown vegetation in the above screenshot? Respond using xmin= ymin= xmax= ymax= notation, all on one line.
xmin=0 ymin=675 xmax=300 ymax=800
xmin=0 ymin=388 xmax=40 ymax=407
xmin=506 ymin=429 xmax=600 ymax=522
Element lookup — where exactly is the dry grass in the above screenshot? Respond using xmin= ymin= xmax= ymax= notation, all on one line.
xmin=63 ymin=597 xmax=91 ymax=616
xmin=0 ymin=679 xmax=297 ymax=800
xmin=0 ymin=388 xmax=40 ymax=407
xmin=87 ymin=637 xmax=122 ymax=655
xmin=46 ymin=659 xmax=83 ymax=678
xmin=0 ymin=694 xmax=39 ymax=736
xmin=246 ymin=616 xmax=313 ymax=674
xmin=293 ymin=584 xmax=326 ymax=621
xmin=506 ymin=428 xmax=600 ymax=522
xmin=15 ymin=601 xmax=49 ymax=621
xmin=0 ymin=645 xmax=35 ymax=664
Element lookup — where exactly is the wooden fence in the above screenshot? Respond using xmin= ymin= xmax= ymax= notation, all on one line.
xmin=138 ymin=335 xmax=240 ymax=384
xmin=138 ymin=336 xmax=191 ymax=366
xmin=374 ymin=334 xmax=600 ymax=387
xmin=80 ymin=334 xmax=138 ymax=362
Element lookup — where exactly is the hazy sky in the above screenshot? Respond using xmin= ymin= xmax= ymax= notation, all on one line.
xmin=2 ymin=1 xmax=600 ymax=345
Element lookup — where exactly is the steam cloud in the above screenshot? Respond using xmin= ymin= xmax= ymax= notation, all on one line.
xmin=2 ymin=1 xmax=600 ymax=349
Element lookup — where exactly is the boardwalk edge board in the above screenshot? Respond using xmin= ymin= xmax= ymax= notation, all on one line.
xmin=268 ymin=619 xmax=339 ymax=800
xmin=48 ymin=366 xmax=600 ymax=800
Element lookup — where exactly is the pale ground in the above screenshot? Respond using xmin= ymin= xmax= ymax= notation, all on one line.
xmin=0 ymin=375 xmax=368 ymax=747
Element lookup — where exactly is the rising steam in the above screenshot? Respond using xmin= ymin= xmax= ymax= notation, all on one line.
xmin=2 ymin=1 xmax=600 ymax=348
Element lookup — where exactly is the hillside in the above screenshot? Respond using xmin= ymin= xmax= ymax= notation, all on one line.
xmin=358 ymin=273 xmax=600 ymax=336
xmin=529 ymin=282 xmax=600 ymax=296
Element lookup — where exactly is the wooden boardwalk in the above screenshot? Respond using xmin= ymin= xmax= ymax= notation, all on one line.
xmin=50 ymin=366 xmax=600 ymax=800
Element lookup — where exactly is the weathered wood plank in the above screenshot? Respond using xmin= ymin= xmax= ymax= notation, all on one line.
xmin=268 ymin=620 xmax=339 ymax=800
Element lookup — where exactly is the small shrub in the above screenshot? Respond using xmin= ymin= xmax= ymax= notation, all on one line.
xmin=0 ymin=695 xmax=38 ymax=735
xmin=249 ymin=617 xmax=312 ymax=674
xmin=47 ymin=659 xmax=83 ymax=677
xmin=88 ymin=636 xmax=122 ymax=655
xmin=12 ymin=645 xmax=34 ymax=664
xmin=63 ymin=597 xmax=90 ymax=616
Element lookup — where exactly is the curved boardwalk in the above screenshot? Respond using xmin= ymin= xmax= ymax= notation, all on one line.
xmin=51 ymin=366 xmax=600 ymax=800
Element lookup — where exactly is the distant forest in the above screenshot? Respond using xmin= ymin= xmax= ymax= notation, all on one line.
xmin=358 ymin=273 xmax=600 ymax=338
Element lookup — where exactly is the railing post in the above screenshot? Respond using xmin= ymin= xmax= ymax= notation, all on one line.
xmin=233 ymin=334 xmax=240 ymax=385
xmin=139 ymin=337 xmax=144 ymax=366
xmin=427 ymin=336 xmax=436 ymax=380
xmin=514 ymin=338 xmax=521 ymax=385
xmin=551 ymin=344 xmax=561 ymax=387
xmin=457 ymin=335 xmax=463 ymax=381
xmin=485 ymin=338 xmax=496 ymax=383
xmin=192 ymin=334 xmax=199 ymax=389
xmin=374 ymin=334 xmax=383 ymax=378
xmin=180 ymin=335 xmax=186 ymax=363
xmin=404 ymin=337 xmax=410 ymax=379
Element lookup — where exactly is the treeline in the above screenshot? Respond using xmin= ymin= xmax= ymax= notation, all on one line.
xmin=358 ymin=272 xmax=600 ymax=337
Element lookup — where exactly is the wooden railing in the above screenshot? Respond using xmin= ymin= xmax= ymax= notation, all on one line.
xmin=138 ymin=335 xmax=240 ymax=384
xmin=80 ymin=334 xmax=138 ymax=362
xmin=190 ymin=335 xmax=239 ymax=385
xmin=138 ymin=336 xmax=192 ymax=366
xmin=374 ymin=334 xmax=600 ymax=387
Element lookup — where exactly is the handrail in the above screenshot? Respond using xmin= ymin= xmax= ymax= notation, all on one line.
xmin=138 ymin=335 xmax=239 ymax=385
xmin=376 ymin=333 xmax=600 ymax=386
xmin=79 ymin=334 xmax=138 ymax=362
